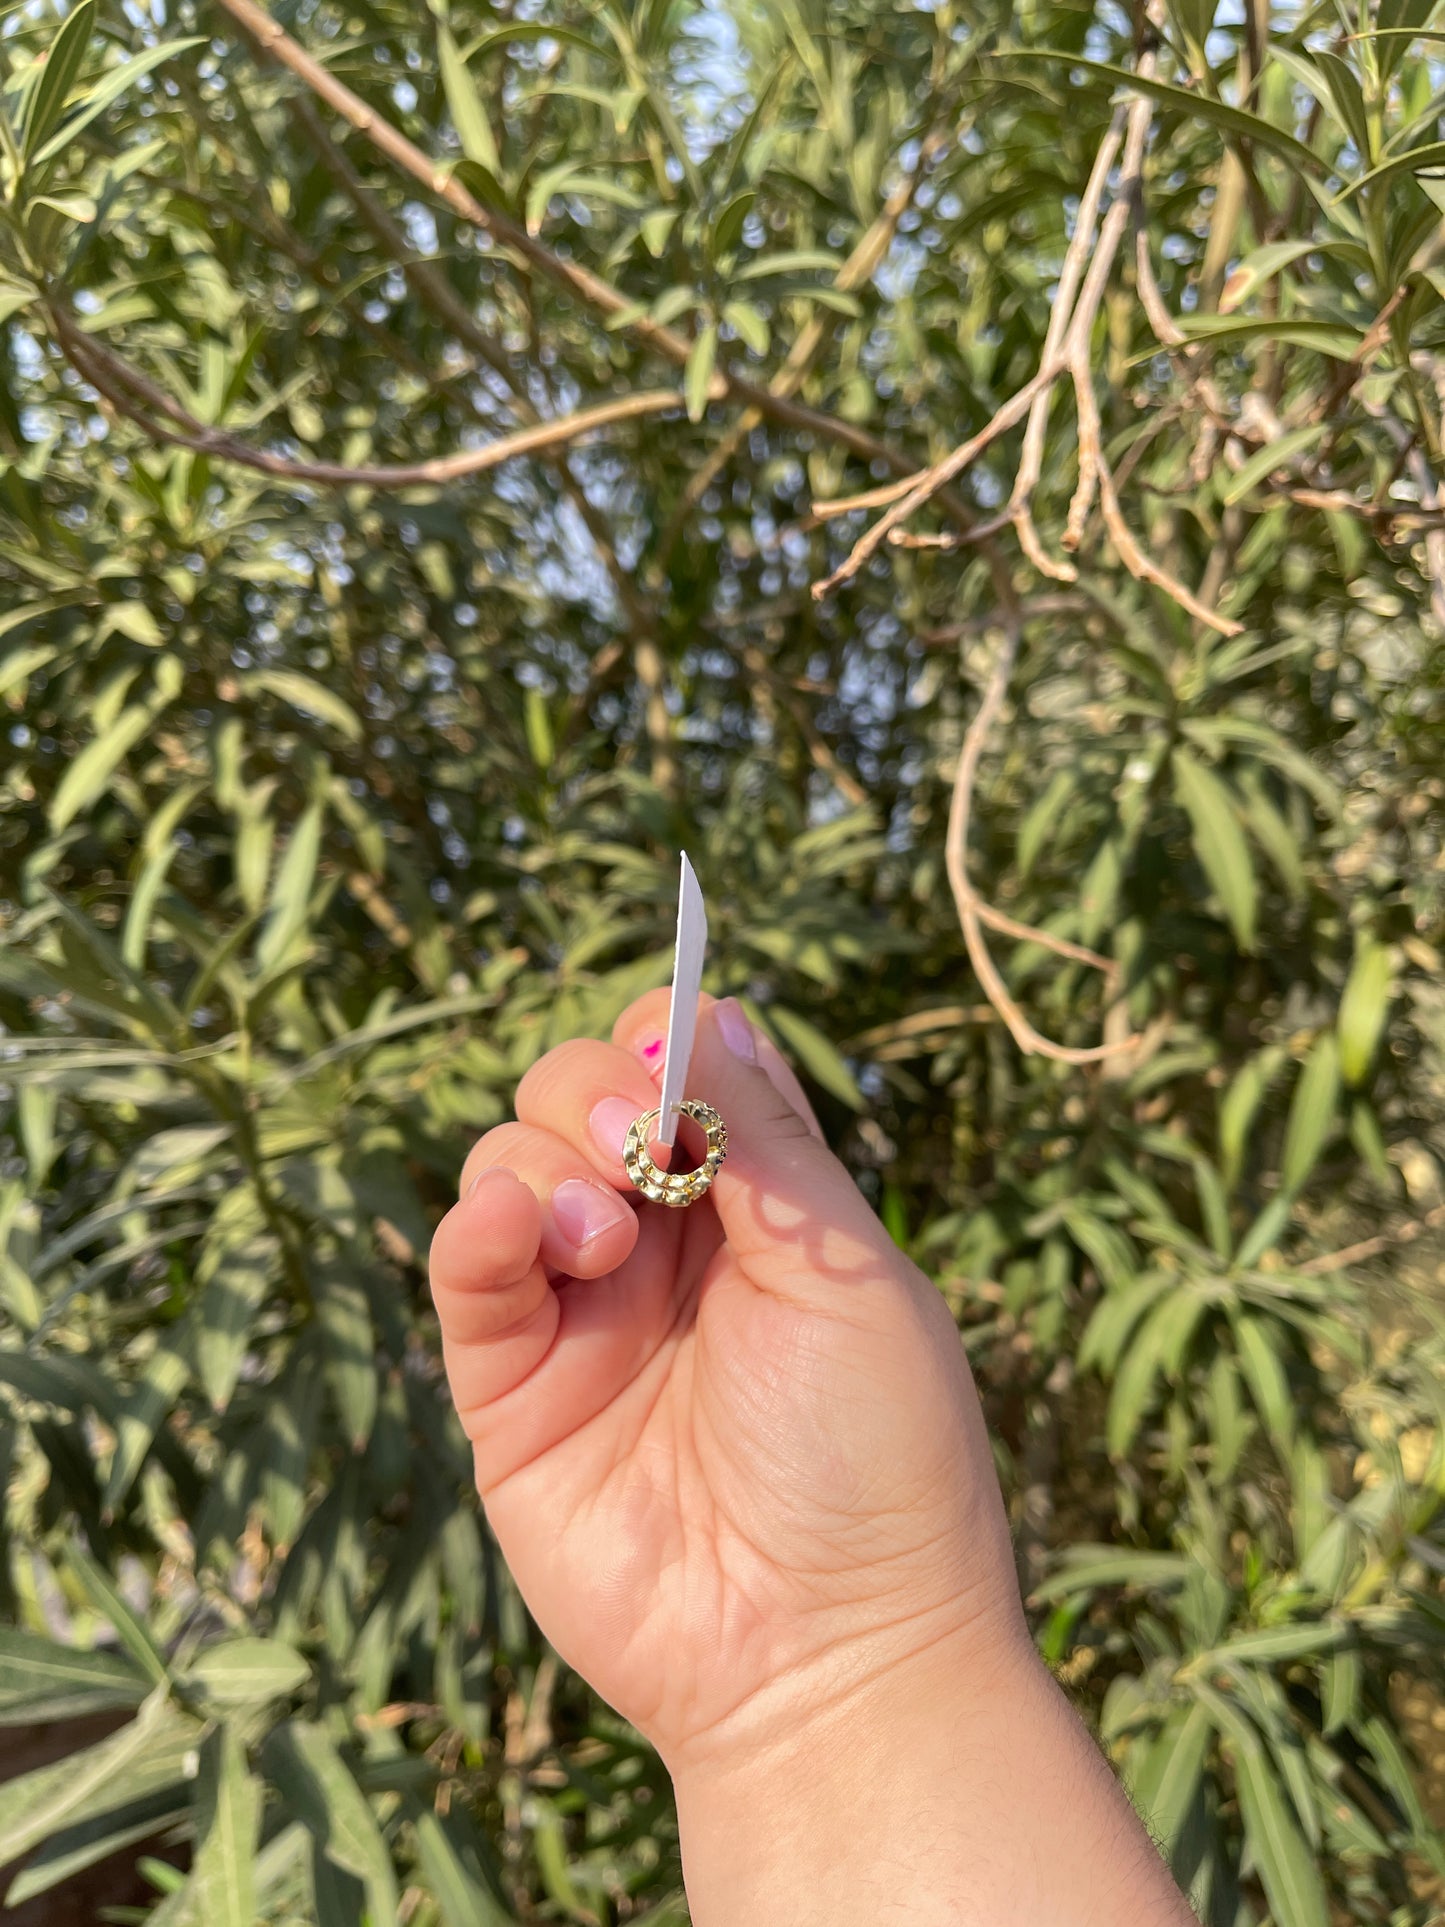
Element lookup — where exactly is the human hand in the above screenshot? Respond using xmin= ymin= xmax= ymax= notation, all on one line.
xmin=430 ymin=990 xmax=1196 ymax=1924
xmin=428 ymin=989 xmax=1027 ymax=1778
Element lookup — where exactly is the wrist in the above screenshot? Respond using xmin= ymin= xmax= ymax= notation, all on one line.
xmin=666 ymin=1597 xmax=1033 ymax=1795
xmin=669 ymin=1615 xmax=1037 ymax=1924
xmin=670 ymin=1627 xmax=1193 ymax=1927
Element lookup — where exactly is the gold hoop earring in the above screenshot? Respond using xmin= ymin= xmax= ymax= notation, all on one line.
xmin=623 ymin=1099 xmax=727 ymax=1206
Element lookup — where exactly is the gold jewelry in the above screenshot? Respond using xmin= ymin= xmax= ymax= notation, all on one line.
xmin=623 ymin=1099 xmax=727 ymax=1207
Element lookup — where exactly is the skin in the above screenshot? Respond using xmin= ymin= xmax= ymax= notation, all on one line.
xmin=429 ymin=990 xmax=1197 ymax=1925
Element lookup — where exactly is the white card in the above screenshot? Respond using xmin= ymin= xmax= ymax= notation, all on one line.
xmin=656 ymin=852 xmax=707 ymax=1148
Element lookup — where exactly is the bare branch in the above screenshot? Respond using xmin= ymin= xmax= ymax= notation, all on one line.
xmin=943 ymin=609 xmax=1135 ymax=1066
xmin=1297 ymin=1203 xmax=1445 ymax=1277
xmin=54 ymin=309 xmax=684 ymax=488
xmin=209 ymin=0 xmax=966 ymax=487
xmin=655 ymin=129 xmax=948 ymax=574
xmin=811 ymin=369 xmax=1053 ymax=594
xmin=810 ymin=19 xmax=1240 ymax=637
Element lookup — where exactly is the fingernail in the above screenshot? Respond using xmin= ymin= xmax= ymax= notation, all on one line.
xmin=715 ymin=998 xmax=756 ymax=1064
xmin=550 ymin=1177 xmax=631 ymax=1250
xmin=589 ymin=1095 xmax=641 ymax=1164
xmin=636 ymin=1031 xmax=665 ymax=1071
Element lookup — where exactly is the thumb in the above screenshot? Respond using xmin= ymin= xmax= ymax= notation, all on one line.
xmin=664 ymin=999 xmax=899 ymax=1311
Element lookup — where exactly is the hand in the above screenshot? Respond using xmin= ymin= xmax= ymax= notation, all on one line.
xmin=428 ymin=990 xmax=1026 ymax=1772
xmin=429 ymin=990 xmax=1196 ymax=1924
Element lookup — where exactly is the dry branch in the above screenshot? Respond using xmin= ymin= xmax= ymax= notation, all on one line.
xmin=52 ymin=306 xmax=685 ymax=486
xmin=943 ymin=610 xmax=1135 ymax=1066
xmin=809 ymin=33 xmax=1242 ymax=640
xmin=1298 ymin=1203 xmax=1445 ymax=1277
xmin=210 ymin=0 xmax=958 ymax=484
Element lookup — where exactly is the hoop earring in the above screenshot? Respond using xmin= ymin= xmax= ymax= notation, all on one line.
xmin=623 ymin=1099 xmax=727 ymax=1206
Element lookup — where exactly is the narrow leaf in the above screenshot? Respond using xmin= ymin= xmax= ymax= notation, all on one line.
xmin=1173 ymin=747 xmax=1257 ymax=951
xmin=685 ymin=322 xmax=719 ymax=422
xmin=191 ymin=1725 xmax=260 ymax=1927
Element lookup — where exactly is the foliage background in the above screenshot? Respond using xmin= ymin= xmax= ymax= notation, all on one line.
xmin=2 ymin=0 xmax=1444 ymax=1920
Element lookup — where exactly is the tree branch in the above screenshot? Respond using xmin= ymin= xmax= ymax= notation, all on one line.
xmin=52 ymin=306 xmax=684 ymax=487
xmin=1297 ymin=1203 xmax=1445 ymax=1277
xmin=652 ymin=127 xmax=948 ymax=576
xmin=809 ymin=21 xmax=1241 ymax=638
xmin=209 ymin=0 xmax=959 ymax=486
xmin=943 ymin=608 xmax=1135 ymax=1066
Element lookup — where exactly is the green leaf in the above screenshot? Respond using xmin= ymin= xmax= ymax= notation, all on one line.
xmin=264 ymin=1721 xmax=399 ymax=1923
xmin=722 ymin=298 xmax=770 ymax=356
xmin=734 ymin=248 xmax=847 ymax=280
xmin=1200 ymin=1621 xmax=1353 ymax=1666
xmin=68 ymin=1546 xmax=170 ymax=1688
xmin=22 ymin=0 xmax=97 ymax=161
xmin=763 ymin=1003 xmax=864 ymax=1109
xmin=0 ymin=1690 xmax=191 ymax=1868
xmin=1129 ymin=1700 xmax=1213 ymax=1855
xmin=122 ymin=837 xmax=180 ymax=970
xmin=4 ymin=1786 xmax=191 ymax=1907
xmin=1233 ymin=1311 xmax=1294 ymax=1453
xmin=1016 ymin=768 xmax=1077 ymax=879
xmin=1321 ymin=1639 xmax=1361 ymax=1735
xmin=409 ymin=1800 xmax=518 ymax=1927
xmin=1105 ymin=1291 xmax=1176 ymax=1457
xmin=1235 ymin=772 xmax=1306 ymax=903
xmin=1337 ymin=940 xmax=1392 ymax=1086
xmin=1219 ymin=239 xmax=1363 ymax=313
xmin=1219 ymin=1045 xmax=1287 ymax=1192
xmin=255 ymin=802 xmax=323 ymax=973
xmin=102 ymin=1343 xmax=189 ymax=1520
xmin=524 ymin=686 xmax=553 ymax=769
xmin=1173 ymin=314 xmax=1363 ymax=359
xmin=315 ymin=1259 xmax=378 ymax=1451
xmin=1220 ymin=424 xmax=1328 ymax=504
xmin=246 ymin=671 xmax=364 ymax=743
xmin=181 ymin=1636 xmax=310 ymax=1707
xmin=190 ymin=1233 xmax=273 ymax=1418
xmin=49 ymin=702 xmax=157 ymax=833
xmin=29 ymin=36 xmax=205 ymax=167
xmin=1172 ymin=748 xmax=1257 ymax=951
xmin=191 ymin=1725 xmax=260 ymax=1927
xmin=0 ymin=1627 xmax=149 ymax=1726
xmin=438 ymin=21 xmax=500 ymax=172
xmin=1271 ymin=46 xmax=1373 ymax=164
xmin=710 ymin=188 xmax=756 ymax=256
xmin=1031 ymin=1548 xmax=1189 ymax=1603
xmin=685 ymin=322 xmax=719 ymax=422
xmin=1003 ymin=52 xmax=1324 ymax=173
xmin=1233 ymin=1734 xmax=1329 ymax=1927
xmin=1336 ymin=138 xmax=1445 ymax=201
xmin=1078 ymin=1271 xmax=1173 ymax=1373
xmin=1281 ymin=1033 xmax=1340 ymax=1194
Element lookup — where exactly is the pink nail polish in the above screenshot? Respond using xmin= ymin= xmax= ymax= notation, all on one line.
xmin=638 ymin=1032 xmax=665 ymax=1068
xmin=590 ymin=1095 xmax=641 ymax=1164
xmin=714 ymin=998 xmax=757 ymax=1064
xmin=551 ymin=1177 xmax=631 ymax=1250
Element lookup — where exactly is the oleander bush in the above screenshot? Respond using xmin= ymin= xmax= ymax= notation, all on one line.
xmin=2 ymin=0 xmax=1444 ymax=1920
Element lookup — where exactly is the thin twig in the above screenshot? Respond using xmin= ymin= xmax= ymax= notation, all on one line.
xmin=54 ymin=308 xmax=685 ymax=486
xmin=943 ymin=610 xmax=1134 ymax=1066
xmin=654 ymin=128 xmax=948 ymax=576
xmin=741 ymin=645 xmax=867 ymax=805
xmin=811 ymin=19 xmax=1240 ymax=637
xmin=811 ymin=368 xmax=1054 ymax=592
xmin=1297 ymin=1203 xmax=1445 ymax=1276
xmin=209 ymin=0 xmax=958 ymax=481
